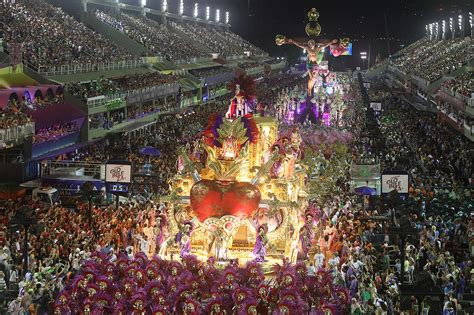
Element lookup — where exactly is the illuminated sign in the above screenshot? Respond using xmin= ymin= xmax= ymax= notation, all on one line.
xmin=105 ymin=161 xmax=132 ymax=194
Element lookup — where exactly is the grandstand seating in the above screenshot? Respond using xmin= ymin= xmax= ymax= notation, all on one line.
xmin=94 ymin=10 xmax=208 ymax=62
xmin=168 ymin=21 xmax=265 ymax=57
xmin=0 ymin=0 xmax=133 ymax=70
xmin=391 ymin=38 xmax=471 ymax=83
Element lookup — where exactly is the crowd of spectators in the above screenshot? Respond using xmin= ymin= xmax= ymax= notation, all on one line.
xmin=442 ymin=72 xmax=474 ymax=98
xmin=169 ymin=21 xmax=265 ymax=57
xmin=189 ymin=67 xmax=232 ymax=79
xmin=0 ymin=0 xmax=132 ymax=69
xmin=0 ymin=74 xmax=472 ymax=314
xmin=391 ymin=38 xmax=471 ymax=82
xmin=237 ymin=62 xmax=261 ymax=70
xmin=95 ymin=10 xmax=207 ymax=62
xmin=0 ymin=107 xmax=32 ymax=130
xmin=66 ymin=72 xmax=180 ymax=100
xmin=32 ymin=122 xmax=79 ymax=144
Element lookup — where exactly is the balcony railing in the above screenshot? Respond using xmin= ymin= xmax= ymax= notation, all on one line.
xmin=37 ymin=59 xmax=146 ymax=76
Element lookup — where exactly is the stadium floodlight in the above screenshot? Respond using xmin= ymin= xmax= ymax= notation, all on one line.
xmin=449 ymin=17 xmax=454 ymax=32
xmin=226 ymin=11 xmax=229 ymax=24
xmin=216 ymin=9 xmax=220 ymax=22
xmin=360 ymin=51 xmax=367 ymax=59
xmin=179 ymin=0 xmax=184 ymax=15
xmin=470 ymin=12 xmax=473 ymax=28
xmin=458 ymin=14 xmax=462 ymax=31
xmin=206 ymin=6 xmax=210 ymax=21
xmin=162 ymin=0 xmax=167 ymax=12
xmin=141 ymin=0 xmax=146 ymax=7
xmin=194 ymin=3 xmax=198 ymax=18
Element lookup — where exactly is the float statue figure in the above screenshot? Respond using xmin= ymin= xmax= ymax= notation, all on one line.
xmin=276 ymin=8 xmax=349 ymax=97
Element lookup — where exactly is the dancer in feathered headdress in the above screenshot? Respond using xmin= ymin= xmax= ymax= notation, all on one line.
xmin=241 ymin=260 xmax=264 ymax=289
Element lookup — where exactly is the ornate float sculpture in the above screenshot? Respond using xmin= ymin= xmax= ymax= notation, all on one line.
xmin=275 ymin=8 xmax=350 ymax=97
xmin=163 ymin=74 xmax=308 ymax=266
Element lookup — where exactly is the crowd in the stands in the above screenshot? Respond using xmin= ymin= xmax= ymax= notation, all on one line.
xmin=237 ymin=62 xmax=261 ymax=70
xmin=32 ymin=122 xmax=79 ymax=144
xmin=189 ymin=67 xmax=233 ymax=79
xmin=169 ymin=21 xmax=264 ymax=57
xmin=0 ymin=107 xmax=32 ymax=130
xmin=392 ymin=38 xmax=471 ymax=82
xmin=95 ymin=10 xmax=207 ymax=62
xmin=0 ymin=0 xmax=132 ymax=69
xmin=442 ymin=72 xmax=474 ymax=98
xmin=66 ymin=72 xmax=179 ymax=100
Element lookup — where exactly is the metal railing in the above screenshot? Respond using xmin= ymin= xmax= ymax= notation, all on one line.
xmin=86 ymin=83 xmax=180 ymax=109
xmin=37 ymin=59 xmax=146 ymax=76
xmin=46 ymin=160 xmax=104 ymax=179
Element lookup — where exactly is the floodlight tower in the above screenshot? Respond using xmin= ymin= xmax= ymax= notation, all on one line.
xmin=470 ymin=12 xmax=473 ymax=38
xmin=206 ymin=6 xmax=210 ymax=21
xmin=458 ymin=14 xmax=463 ymax=37
xmin=450 ymin=17 xmax=454 ymax=38
xmin=226 ymin=11 xmax=230 ymax=24
xmin=441 ymin=20 xmax=446 ymax=39
xmin=216 ymin=9 xmax=220 ymax=23
xmin=140 ymin=0 xmax=146 ymax=17
xmin=194 ymin=3 xmax=198 ymax=18
xmin=179 ymin=0 xmax=184 ymax=16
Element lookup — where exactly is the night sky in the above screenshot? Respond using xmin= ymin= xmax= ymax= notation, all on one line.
xmin=65 ymin=0 xmax=473 ymax=69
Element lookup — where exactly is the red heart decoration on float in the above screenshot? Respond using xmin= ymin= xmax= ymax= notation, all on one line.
xmin=190 ymin=179 xmax=261 ymax=222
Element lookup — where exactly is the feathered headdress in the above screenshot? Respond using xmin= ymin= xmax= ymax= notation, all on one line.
xmin=227 ymin=71 xmax=257 ymax=101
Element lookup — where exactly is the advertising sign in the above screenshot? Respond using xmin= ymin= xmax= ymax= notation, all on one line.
xmin=370 ymin=102 xmax=382 ymax=111
xmin=105 ymin=162 xmax=132 ymax=194
xmin=381 ymin=174 xmax=409 ymax=194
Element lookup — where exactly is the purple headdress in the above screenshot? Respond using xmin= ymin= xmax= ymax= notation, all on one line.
xmin=272 ymin=259 xmax=295 ymax=282
xmin=134 ymin=251 xmax=149 ymax=267
xmin=94 ymin=292 xmax=113 ymax=310
xmin=201 ymin=114 xmax=224 ymax=147
xmin=240 ymin=115 xmax=259 ymax=145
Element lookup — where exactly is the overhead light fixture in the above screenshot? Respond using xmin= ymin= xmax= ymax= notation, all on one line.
xmin=216 ymin=9 xmax=220 ymax=22
xmin=141 ymin=0 xmax=146 ymax=7
xmin=206 ymin=6 xmax=210 ymax=21
xmin=179 ymin=0 xmax=184 ymax=15
xmin=162 ymin=0 xmax=167 ymax=12
xmin=226 ymin=11 xmax=229 ymax=24
xmin=194 ymin=3 xmax=198 ymax=18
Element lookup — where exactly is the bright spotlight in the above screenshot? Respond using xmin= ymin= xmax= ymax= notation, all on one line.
xmin=194 ymin=3 xmax=198 ymax=18
xmin=206 ymin=6 xmax=210 ymax=21
xmin=216 ymin=9 xmax=220 ymax=22
xmin=179 ymin=0 xmax=184 ymax=15
xmin=162 ymin=0 xmax=167 ymax=12
xmin=141 ymin=0 xmax=146 ymax=7
xmin=226 ymin=11 xmax=229 ymax=24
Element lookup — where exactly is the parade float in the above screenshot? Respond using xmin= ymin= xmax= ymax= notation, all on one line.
xmin=161 ymin=74 xmax=309 ymax=267
xmin=159 ymin=68 xmax=354 ymax=269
